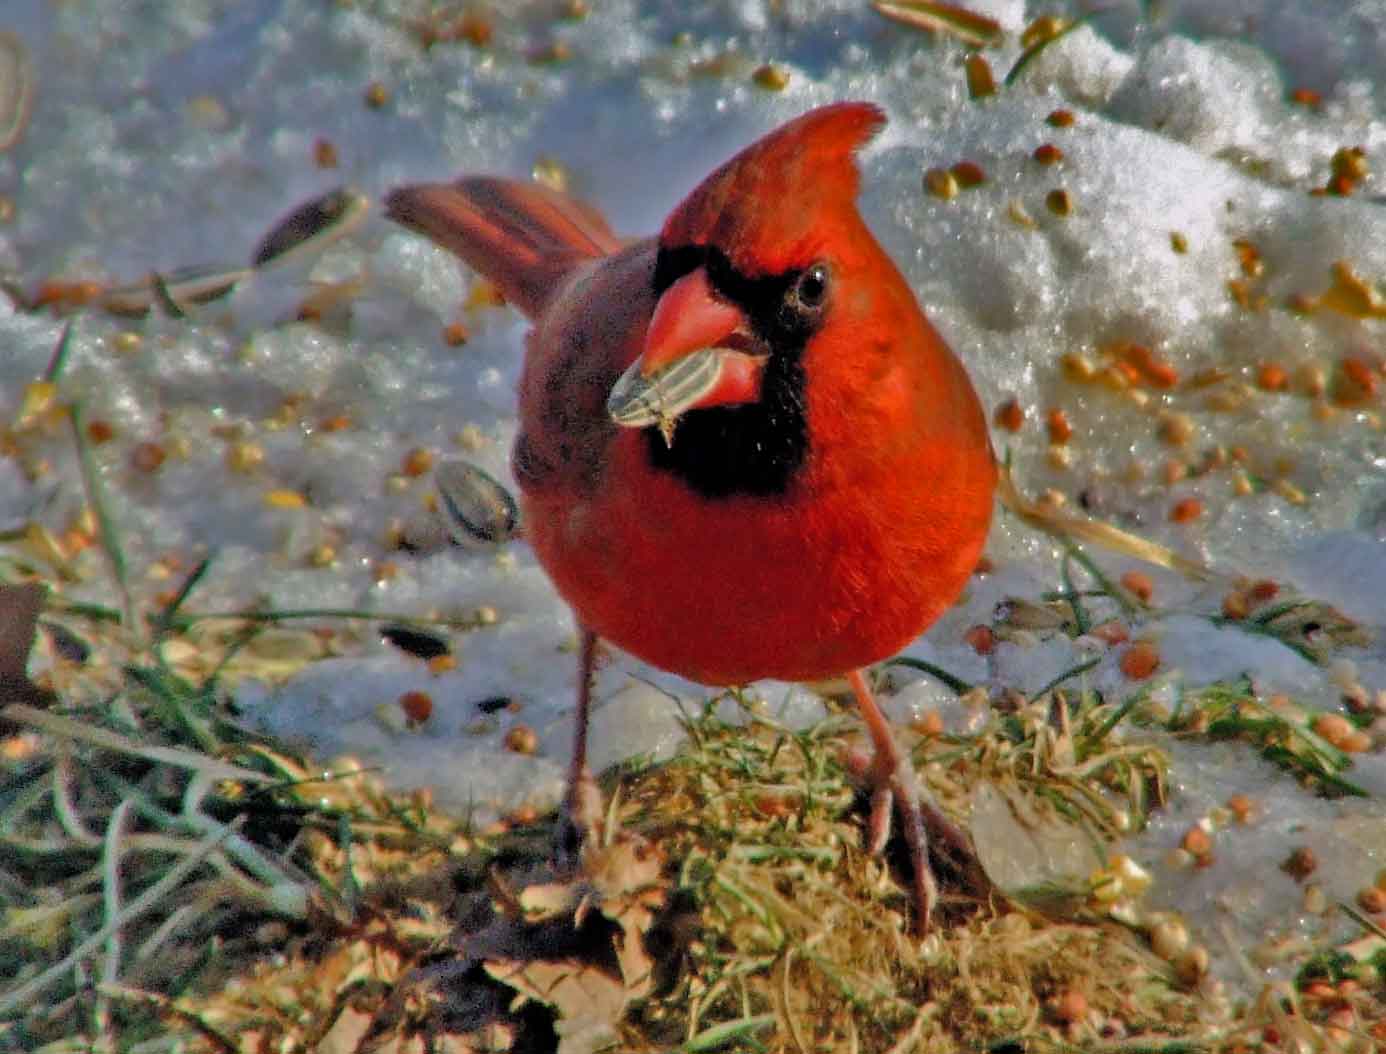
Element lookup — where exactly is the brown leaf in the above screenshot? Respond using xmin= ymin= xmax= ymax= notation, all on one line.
xmin=477 ymin=825 xmax=668 ymax=1050
xmin=608 ymin=920 xmax=654 ymax=1004
xmin=483 ymin=959 xmax=625 ymax=1054
xmin=584 ymin=834 xmax=665 ymax=997
xmin=583 ymin=834 xmax=664 ymax=903
xmin=316 ymin=1005 xmax=374 ymax=1054
xmin=517 ymin=881 xmax=580 ymax=920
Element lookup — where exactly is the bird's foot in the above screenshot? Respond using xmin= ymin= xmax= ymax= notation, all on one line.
xmin=854 ymin=747 xmax=993 ymax=934
xmin=864 ymin=752 xmax=938 ymax=932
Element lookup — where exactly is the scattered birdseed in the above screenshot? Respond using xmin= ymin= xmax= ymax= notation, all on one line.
xmin=1089 ymin=620 xmax=1129 ymax=645
xmin=227 ymin=441 xmax=265 ymax=474
xmin=1356 ymin=886 xmax=1386 ymax=913
xmin=399 ymin=689 xmax=434 ymax=724
xmin=1006 ymin=199 xmax=1036 ymax=227
xmin=1257 ymin=362 xmax=1289 ymax=391
xmin=531 ymin=155 xmax=569 ymax=192
xmin=313 ymin=137 xmax=339 ymax=168
xmin=924 ymin=167 xmax=958 ymax=200
xmin=1281 ymin=846 xmax=1318 ymax=880
xmin=1119 ymin=570 xmax=1154 ymax=603
xmin=963 ymin=624 xmax=994 ymax=654
xmin=503 ymin=724 xmax=538 ymax=754
xmin=1233 ymin=239 xmax=1264 ymax=278
xmin=528 ymin=40 xmax=572 ymax=63
xmin=1046 ymin=188 xmax=1073 ymax=215
xmin=401 ymin=447 xmax=434 ymax=478
xmin=950 ymin=159 xmax=986 ymax=187
xmin=1170 ymin=497 xmax=1202 ymax=523
xmin=130 ymin=441 xmax=167 ymax=473
xmin=1174 ymin=945 xmax=1209 ymax=985
xmin=363 ymin=81 xmax=389 ymax=108
xmin=263 ymin=489 xmax=306 ymax=508
xmin=435 ymin=459 xmax=519 ymax=545
xmin=965 ymin=53 xmax=996 ymax=98
xmin=994 ymin=397 xmax=1025 ymax=432
xmin=1119 ymin=640 xmax=1160 ymax=679
xmin=751 ymin=63 xmax=789 ymax=90
xmin=427 ymin=654 xmax=456 ymax=674
xmin=1180 ymin=824 xmax=1212 ymax=860
xmin=381 ymin=624 xmax=451 ymax=660
xmin=85 ymin=420 xmax=115 ymax=445
xmin=1044 ymin=408 xmax=1072 ymax=444
xmin=1148 ymin=917 xmax=1189 ymax=961
xmin=1156 ymin=412 xmax=1193 ymax=446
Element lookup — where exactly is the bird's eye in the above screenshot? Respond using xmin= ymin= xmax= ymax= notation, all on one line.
xmin=790 ymin=264 xmax=829 ymax=312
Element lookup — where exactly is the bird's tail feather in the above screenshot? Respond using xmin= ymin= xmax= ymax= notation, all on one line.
xmin=385 ymin=177 xmax=621 ymax=318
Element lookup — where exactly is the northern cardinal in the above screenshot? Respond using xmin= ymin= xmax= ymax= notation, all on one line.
xmin=387 ymin=102 xmax=997 ymax=929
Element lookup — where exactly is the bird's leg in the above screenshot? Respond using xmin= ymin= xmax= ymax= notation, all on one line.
xmin=556 ymin=628 xmax=602 ymax=866
xmin=848 ymin=668 xmax=986 ymax=934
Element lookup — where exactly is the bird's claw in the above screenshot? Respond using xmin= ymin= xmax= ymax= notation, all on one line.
xmin=860 ymin=750 xmax=992 ymax=934
xmin=866 ymin=782 xmax=893 ymax=857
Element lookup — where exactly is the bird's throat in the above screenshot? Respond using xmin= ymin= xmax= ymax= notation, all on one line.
xmin=642 ymin=348 xmax=808 ymax=499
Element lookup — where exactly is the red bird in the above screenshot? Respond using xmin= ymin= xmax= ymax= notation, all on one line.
xmin=387 ymin=102 xmax=997 ymax=929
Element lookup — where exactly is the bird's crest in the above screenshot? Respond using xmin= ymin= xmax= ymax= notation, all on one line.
xmin=660 ymin=102 xmax=885 ymax=276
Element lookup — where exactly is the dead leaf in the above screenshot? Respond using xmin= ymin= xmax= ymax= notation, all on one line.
xmin=585 ymin=834 xmax=665 ymax=999
xmin=476 ymin=828 xmax=668 ymax=1052
xmin=518 ymin=881 xmax=580 ymax=920
xmin=608 ymin=920 xmax=654 ymax=1006
xmin=583 ymin=834 xmax=664 ymax=903
xmin=483 ymin=959 xmax=625 ymax=1054
xmin=317 ymin=1004 xmax=374 ymax=1054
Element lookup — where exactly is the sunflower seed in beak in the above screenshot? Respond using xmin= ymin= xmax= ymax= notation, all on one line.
xmin=606 ymin=347 xmax=725 ymax=446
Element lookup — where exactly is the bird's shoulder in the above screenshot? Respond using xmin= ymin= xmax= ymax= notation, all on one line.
xmin=513 ymin=238 xmax=659 ymax=493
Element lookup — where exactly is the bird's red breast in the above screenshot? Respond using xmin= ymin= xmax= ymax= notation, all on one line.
xmin=388 ymin=102 xmax=997 ymax=686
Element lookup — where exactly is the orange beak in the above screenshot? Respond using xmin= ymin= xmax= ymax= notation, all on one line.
xmin=607 ymin=267 xmax=767 ymax=444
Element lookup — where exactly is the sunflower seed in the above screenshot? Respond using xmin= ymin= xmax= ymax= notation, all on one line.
xmin=99 ymin=265 xmax=250 ymax=318
xmin=251 ymin=187 xmax=369 ymax=268
xmin=435 ymin=459 xmax=518 ymax=545
xmin=0 ymin=31 xmax=34 ymax=154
